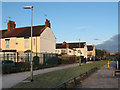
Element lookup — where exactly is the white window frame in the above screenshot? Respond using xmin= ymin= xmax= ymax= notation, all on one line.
xmin=5 ymin=39 xmax=10 ymax=48
xmin=33 ymin=38 xmax=35 ymax=46
xmin=24 ymin=38 xmax=29 ymax=48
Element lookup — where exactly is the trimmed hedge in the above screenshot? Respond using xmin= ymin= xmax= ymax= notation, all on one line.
xmin=58 ymin=58 xmax=76 ymax=64
xmin=2 ymin=57 xmax=77 ymax=74
xmin=2 ymin=57 xmax=59 ymax=74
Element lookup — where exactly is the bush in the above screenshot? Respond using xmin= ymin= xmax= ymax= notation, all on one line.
xmin=33 ymin=67 xmax=39 ymax=70
xmin=61 ymin=60 xmax=70 ymax=64
xmin=25 ymin=68 xmax=30 ymax=71
xmin=21 ymin=68 xmax=25 ymax=72
xmin=33 ymin=56 xmax=39 ymax=66
xmin=58 ymin=58 xmax=63 ymax=64
xmin=2 ymin=57 xmax=61 ymax=74
xmin=58 ymin=58 xmax=75 ymax=64
xmin=75 ymin=60 xmax=79 ymax=63
xmin=46 ymin=57 xmax=58 ymax=65
xmin=69 ymin=59 xmax=76 ymax=64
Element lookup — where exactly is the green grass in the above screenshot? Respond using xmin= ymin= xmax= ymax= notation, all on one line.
xmin=13 ymin=60 xmax=108 ymax=88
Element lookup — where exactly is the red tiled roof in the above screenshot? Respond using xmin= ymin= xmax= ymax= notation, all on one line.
xmin=1 ymin=25 xmax=46 ymax=38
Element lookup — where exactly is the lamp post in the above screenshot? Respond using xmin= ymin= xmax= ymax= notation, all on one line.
xmin=78 ymin=38 xmax=81 ymax=66
xmin=24 ymin=6 xmax=33 ymax=82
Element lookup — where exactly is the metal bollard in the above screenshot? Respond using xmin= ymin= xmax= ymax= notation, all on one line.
xmin=117 ymin=60 xmax=119 ymax=70
xmin=108 ymin=60 xmax=109 ymax=69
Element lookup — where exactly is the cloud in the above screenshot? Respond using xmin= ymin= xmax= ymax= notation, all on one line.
xmin=75 ymin=26 xmax=88 ymax=30
xmin=96 ymin=34 xmax=120 ymax=53
xmin=94 ymin=38 xmax=99 ymax=40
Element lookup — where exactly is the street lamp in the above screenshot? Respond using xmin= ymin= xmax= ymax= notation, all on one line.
xmin=24 ymin=6 xmax=33 ymax=82
xmin=78 ymin=38 xmax=81 ymax=66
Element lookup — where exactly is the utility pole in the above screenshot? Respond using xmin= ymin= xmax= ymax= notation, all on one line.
xmin=78 ymin=38 xmax=81 ymax=66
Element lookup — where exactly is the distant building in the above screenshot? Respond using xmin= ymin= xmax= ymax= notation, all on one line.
xmin=87 ymin=45 xmax=95 ymax=60
xmin=1 ymin=19 xmax=56 ymax=55
xmin=56 ymin=41 xmax=88 ymax=59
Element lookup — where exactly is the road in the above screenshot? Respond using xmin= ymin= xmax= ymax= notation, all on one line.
xmin=2 ymin=61 xmax=92 ymax=88
xmin=75 ymin=61 xmax=120 ymax=88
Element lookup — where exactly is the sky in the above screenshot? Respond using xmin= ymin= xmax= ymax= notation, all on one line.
xmin=1 ymin=2 xmax=118 ymax=45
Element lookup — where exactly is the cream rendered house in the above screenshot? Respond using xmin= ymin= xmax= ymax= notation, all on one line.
xmin=1 ymin=19 xmax=56 ymax=55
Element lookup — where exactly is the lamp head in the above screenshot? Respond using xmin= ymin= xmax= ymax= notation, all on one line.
xmin=24 ymin=6 xmax=33 ymax=9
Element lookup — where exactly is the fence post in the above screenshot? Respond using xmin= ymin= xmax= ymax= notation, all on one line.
xmin=108 ymin=60 xmax=109 ymax=69
xmin=43 ymin=54 xmax=46 ymax=66
xmin=56 ymin=54 xmax=58 ymax=64
xmin=28 ymin=53 xmax=30 ymax=62
xmin=17 ymin=52 xmax=19 ymax=63
xmin=14 ymin=53 xmax=16 ymax=62
xmin=3 ymin=52 xmax=5 ymax=60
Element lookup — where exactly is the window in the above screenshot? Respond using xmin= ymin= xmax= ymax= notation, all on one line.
xmin=69 ymin=50 xmax=71 ymax=53
xmin=5 ymin=39 xmax=9 ymax=48
xmin=24 ymin=38 xmax=29 ymax=48
xmin=87 ymin=47 xmax=93 ymax=51
xmin=78 ymin=50 xmax=80 ymax=53
xmin=61 ymin=50 xmax=66 ymax=53
xmin=33 ymin=38 xmax=35 ymax=46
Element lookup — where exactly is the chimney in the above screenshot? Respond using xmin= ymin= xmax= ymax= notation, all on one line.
xmin=62 ymin=41 xmax=66 ymax=45
xmin=66 ymin=43 xmax=69 ymax=48
xmin=45 ymin=19 xmax=51 ymax=28
xmin=7 ymin=20 xmax=16 ymax=31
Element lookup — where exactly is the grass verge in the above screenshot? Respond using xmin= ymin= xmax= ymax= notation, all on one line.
xmin=13 ymin=60 xmax=108 ymax=88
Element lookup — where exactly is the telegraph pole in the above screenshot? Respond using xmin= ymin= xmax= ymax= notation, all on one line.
xmin=78 ymin=38 xmax=81 ymax=66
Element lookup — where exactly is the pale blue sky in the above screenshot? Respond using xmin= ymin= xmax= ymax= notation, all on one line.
xmin=1 ymin=2 xmax=118 ymax=45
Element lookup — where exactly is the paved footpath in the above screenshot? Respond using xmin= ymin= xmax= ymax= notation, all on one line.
xmin=75 ymin=61 xmax=120 ymax=89
xmin=2 ymin=61 xmax=92 ymax=88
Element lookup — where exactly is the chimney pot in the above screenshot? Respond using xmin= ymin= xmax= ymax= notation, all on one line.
xmin=66 ymin=43 xmax=69 ymax=48
xmin=45 ymin=19 xmax=51 ymax=28
xmin=7 ymin=20 xmax=16 ymax=31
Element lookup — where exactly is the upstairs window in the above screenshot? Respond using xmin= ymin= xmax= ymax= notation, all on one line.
xmin=5 ymin=39 xmax=10 ymax=48
xmin=24 ymin=38 xmax=29 ymax=48
xmin=33 ymin=38 xmax=35 ymax=46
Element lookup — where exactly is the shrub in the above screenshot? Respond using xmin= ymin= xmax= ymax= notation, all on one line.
xmin=69 ymin=59 xmax=76 ymax=64
xmin=61 ymin=60 xmax=70 ymax=64
xmin=33 ymin=67 xmax=39 ymax=70
xmin=21 ymin=68 xmax=25 ymax=72
xmin=33 ymin=56 xmax=39 ymax=66
xmin=58 ymin=58 xmax=62 ymax=64
xmin=25 ymin=68 xmax=30 ymax=71
xmin=46 ymin=57 xmax=58 ymax=65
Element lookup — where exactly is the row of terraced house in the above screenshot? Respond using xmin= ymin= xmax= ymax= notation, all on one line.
xmin=0 ymin=19 xmax=95 ymax=63
xmin=56 ymin=41 xmax=95 ymax=60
